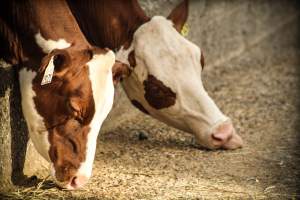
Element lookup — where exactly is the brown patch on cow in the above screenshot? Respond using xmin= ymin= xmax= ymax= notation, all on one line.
xmin=201 ymin=51 xmax=204 ymax=69
xmin=143 ymin=75 xmax=176 ymax=109
xmin=112 ymin=61 xmax=131 ymax=85
xmin=131 ymin=99 xmax=149 ymax=115
xmin=128 ymin=50 xmax=136 ymax=68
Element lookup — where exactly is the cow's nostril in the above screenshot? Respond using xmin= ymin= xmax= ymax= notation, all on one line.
xmin=70 ymin=176 xmax=78 ymax=188
xmin=212 ymin=133 xmax=227 ymax=142
xmin=210 ymin=121 xmax=243 ymax=150
xmin=68 ymin=175 xmax=88 ymax=189
xmin=211 ymin=122 xmax=234 ymax=147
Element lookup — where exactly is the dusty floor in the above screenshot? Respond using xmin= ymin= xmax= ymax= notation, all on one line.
xmin=1 ymin=22 xmax=300 ymax=200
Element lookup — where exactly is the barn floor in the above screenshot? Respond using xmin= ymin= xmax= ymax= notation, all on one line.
xmin=2 ymin=20 xmax=300 ymax=200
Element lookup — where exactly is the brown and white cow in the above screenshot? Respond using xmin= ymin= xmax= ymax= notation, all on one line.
xmin=68 ymin=0 xmax=243 ymax=150
xmin=0 ymin=0 xmax=116 ymax=189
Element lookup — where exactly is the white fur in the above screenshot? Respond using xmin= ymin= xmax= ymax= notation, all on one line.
xmin=19 ymin=68 xmax=51 ymax=161
xmin=77 ymin=50 xmax=116 ymax=178
xmin=116 ymin=45 xmax=134 ymax=67
xmin=35 ymin=32 xmax=71 ymax=53
xmin=122 ymin=16 xmax=228 ymax=148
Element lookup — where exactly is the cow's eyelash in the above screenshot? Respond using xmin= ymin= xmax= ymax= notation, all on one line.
xmin=68 ymin=138 xmax=78 ymax=154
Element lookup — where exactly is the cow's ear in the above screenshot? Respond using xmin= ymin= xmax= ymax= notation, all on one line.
xmin=167 ymin=0 xmax=189 ymax=32
xmin=52 ymin=50 xmax=71 ymax=74
xmin=40 ymin=49 xmax=70 ymax=75
xmin=132 ymin=0 xmax=150 ymax=22
xmin=112 ymin=61 xmax=131 ymax=85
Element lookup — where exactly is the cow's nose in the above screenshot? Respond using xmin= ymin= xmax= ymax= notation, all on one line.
xmin=211 ymin=121 xmax=243 ymax=150
xmin=66 ymin=175 xmax=88 ymax=190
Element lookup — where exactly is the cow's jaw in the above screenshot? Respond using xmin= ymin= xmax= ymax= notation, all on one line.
xmin=19 ymin=68 xmax=51 ymax=161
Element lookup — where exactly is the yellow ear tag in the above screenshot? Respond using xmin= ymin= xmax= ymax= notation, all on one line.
xmin=181 ymin=23 xmax=190 ymax=37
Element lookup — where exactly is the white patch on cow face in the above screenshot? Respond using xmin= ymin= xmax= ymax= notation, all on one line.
xmin=19 ymin=68 xmax=51 ymax=162
xmin=35 ymin=32 xmax=71 ymax=53
xmin=76 ymin=50 xmax=115 ymax=179
xmin=122 ymin=16 xmax=229 ymax=148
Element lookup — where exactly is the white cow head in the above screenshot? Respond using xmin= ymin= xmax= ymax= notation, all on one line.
xmin=119 ymin=0 xmax=243 ymax=150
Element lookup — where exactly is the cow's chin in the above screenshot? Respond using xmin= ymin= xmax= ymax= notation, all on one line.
xmin=49 ymin=164 xmax=89 ymax=190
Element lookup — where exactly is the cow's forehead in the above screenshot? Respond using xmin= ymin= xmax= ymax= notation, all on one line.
xmin=132 ymin=16 xmax=202 ymax=90
xmin=134 ymin=16 xmax=201 ymax=63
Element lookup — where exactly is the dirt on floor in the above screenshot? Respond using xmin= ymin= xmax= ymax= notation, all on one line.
xmin=1 ymin=17 xmax=300 ymax=200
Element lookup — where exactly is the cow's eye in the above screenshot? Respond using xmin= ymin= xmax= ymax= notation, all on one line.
xmin=68 ymin=138 xmax=78 ymax=154
xmin=53 ymin=53 xmax=67 ymax=72
xmin=75 ymin=116 xmax=84 ymax=124
xmin=67 ymin=100 xmax=80 ymax=116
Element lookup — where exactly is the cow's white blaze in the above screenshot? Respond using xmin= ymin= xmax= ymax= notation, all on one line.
xmin=35 ymin=32 xmax=71 ymax=53
xmin=19 ymin=68 xmax=51 ymax=161
xmin=76 ymin=50 xmax=115 ymax=179
xmin=122 ymin=16 xmax=230 ymax=149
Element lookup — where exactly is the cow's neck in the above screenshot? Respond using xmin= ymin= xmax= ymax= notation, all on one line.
xmin=0 ymin=1 xmax=41 ymax=65
xmin=33 ymin=0 xmax=89 ymax=50
xmin=69 ymin=0 xmax=149 ymax=51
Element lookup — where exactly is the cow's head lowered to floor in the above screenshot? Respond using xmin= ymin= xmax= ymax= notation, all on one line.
xmin=118 ymin=0 xmax=243 ymax=150
xmin=0 ymin=0 xmax=122 ymax=189
xmin=19 ymin=46 xmax=115 ymax=189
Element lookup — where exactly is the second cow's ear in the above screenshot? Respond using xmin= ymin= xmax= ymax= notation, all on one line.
xmin=112 ymin=61 xmax=131 ymax=85
xmin=167 ymin=0 xmax=189 ymax=33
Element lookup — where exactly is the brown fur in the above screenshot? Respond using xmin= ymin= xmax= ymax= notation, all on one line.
xmin=67 ymin=0 xmax=150 ymax=50
xmin=128 ymin=50 xmax=136 ymax=68
xmin=167 ymin=0 xmax=189 ymax=32
xmin=143 ymin=75 xmax=176 ymax=109
xmin=112 ymin=61 xmax=131 ymax=85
